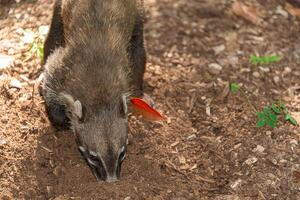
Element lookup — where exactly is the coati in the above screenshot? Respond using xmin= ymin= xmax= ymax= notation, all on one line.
xmin=41 ymin=0 xmax=146 ymax=182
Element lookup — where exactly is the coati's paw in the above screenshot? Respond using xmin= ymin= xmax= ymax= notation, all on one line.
xmin=46 ymin=103 xmax=71 ymax=130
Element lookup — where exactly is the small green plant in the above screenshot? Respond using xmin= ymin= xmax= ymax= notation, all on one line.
xmin=250 ymin=55 xmax=281 ymax=65
xmin=23 ymin=25 xmax=49 ymax=59
xmin=230 ymin=83 xmax=240 ymax=94
xmin=29 ymin=40 xmax=44 ymax=59
xmin=230 ymin=82 xmax=297 ymax=128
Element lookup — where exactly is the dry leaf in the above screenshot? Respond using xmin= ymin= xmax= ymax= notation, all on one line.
xmin=178 ymin=155 xmax=186 ymax=164
xmin=285 ymin=3 xmax=300 ymax=17
xmin=232 ymin=0 xmax=261 ymax=25
xmin=293 ymin=170 xmax=300 ymax=183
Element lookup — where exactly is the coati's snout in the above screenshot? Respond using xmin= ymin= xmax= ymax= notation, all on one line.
xmin=59 ymin=93 xmax=129 ymax=182
xmin=77 ymin=141 xmax=126 ymax=182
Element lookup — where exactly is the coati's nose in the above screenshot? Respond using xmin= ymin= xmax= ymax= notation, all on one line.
xmin=78 ymin=146 xmax=122 ymax=182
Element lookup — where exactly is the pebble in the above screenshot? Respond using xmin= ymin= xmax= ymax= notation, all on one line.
xmin=252 ymin=71 xmax=260 ymax=78
xmin=124 ymin=197 xmax=131 ymax=200
xmin=227 ymin=55 xmax=239 ymax=68
xmin=215 ymin=195 xmax=240 ymax=200
xmin=53 ymin=166 xmax=61 ymax=176
xmin=213 ymin=44 xmax=225 ymax=55
xmin=0 ymin=54 xmax=14 ymax=70
xmin=0 ymin=139 xmax=7 ymax=145
xmin=259 ymin=67 xmax=270 ymax=73
xmin=9 ymin=78 xmax=22 ymax=89
xmin=270 ymin=158 xmax=278 ymax=165
xmin=46 ymin=186 xmax=53 ymax=196
xmin=241 ymin=68 xmax=251 ymax=73
xmin=275 ymin=6 xmax=288 ymax=18
xmin=244 ymin=157 xmax=258 ymax=165
xmin=266 ymin=131 xmax=272 ymax=136
xmin=273 ymin=76 xmax=280 ymax=84
xmin=283 ymin=67 xmax=292 ymax=74
xmin=279 ymin=159 xmax=287 ymax=164
xmin=290 ymin=139 xmax=298 ymax=146
xmin=252 ymin=145 xmax=265 ymax=154
xmin=187 ymin=134 xmax=196 ymax=140
xmin=208 ymin=63 xmax=223 ymax=75
xmin=230 ymin=179 xmax=242 ymax=190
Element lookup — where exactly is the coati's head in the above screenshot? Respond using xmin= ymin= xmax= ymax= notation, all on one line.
xmin=42 ymin=44 xmax=132 ymax=182
xmin=58 ymin=92 xmax=129 ymax=182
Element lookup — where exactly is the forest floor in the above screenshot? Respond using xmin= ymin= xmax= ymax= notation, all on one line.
xmin=0 ymin=0 xmax=300 ymax=199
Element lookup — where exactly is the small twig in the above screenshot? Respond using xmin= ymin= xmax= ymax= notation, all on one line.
xmin=258 ymin=190 xmax=266 ymax=200
xmin=188 ymin=92 xmax=196 ymax=113
xmin=30 ymin=84 xmax=35 ymax=111
xmin=41 ymin=146 xmax=53 ymax=153
xmin=165 ymin=98 xmax=176 ymax=114
xmin=163 ymin=159 xmax=190 ymax=180
xmin=195 ymin=175 xmax=215 ymax=184
xmin=239 ymin=87 xmax=258 ymax=113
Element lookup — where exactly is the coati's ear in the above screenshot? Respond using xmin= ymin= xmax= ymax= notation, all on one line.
xmin=130 ymin=97 xmax=166 ymax=121
xmin=74 ymin=100 xmax=83 ymax=119
xmin=59 ymin=93 xmax=83 ymax=120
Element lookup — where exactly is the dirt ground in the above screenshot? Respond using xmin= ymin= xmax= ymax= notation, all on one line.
xmin=0 ymin=0 xmax=300 ymax=199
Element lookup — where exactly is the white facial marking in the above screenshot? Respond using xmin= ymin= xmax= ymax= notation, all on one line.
xmin=120 ymin=146 xmax=126 ymax=161
xmin=74 ymin=100 xmax=82 ymax=119
xmin=122 ymin=94 xmax=128 ymax=114
xmin=120 ymin=146 xmax=125 ymax=153
xmin=89 ymin=151 xmax=97 ymax=157
xmin=78 ymin=146 xmax=86 ymax=153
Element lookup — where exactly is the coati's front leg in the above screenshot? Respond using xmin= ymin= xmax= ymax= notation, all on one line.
xmin=129 ymin=14 xmax=146 ymax=97
xmin=42 ymin=0 xmax=70 ymax=130
xmin=43 ymin=0 xmax=65 ymax=63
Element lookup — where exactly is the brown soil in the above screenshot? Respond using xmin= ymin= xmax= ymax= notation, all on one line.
xmin=0 ymin=0 xmax=300 ymax=199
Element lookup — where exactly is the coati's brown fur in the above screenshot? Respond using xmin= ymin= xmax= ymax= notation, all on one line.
xmin=41 ymin=0 xmax=146 ymax=181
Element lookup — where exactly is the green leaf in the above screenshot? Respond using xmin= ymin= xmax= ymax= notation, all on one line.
xmin=250 ymin=55 xmax=281 ymax=65
xmin=230 ymin=83 xmax=240 ymax=94
xmin=271 ymin=103 xmax=281 ymax=114
xmin=269 ymin=113 xmax=277 ymax=122
xmin=256 ymin=107 xmax=278 ymax=128
xmin=285 ymin=114 xmax=298 ymax=126
xmin=263 ymin=107 xmax=272 ymax=115
xmin=267 ymin=114 xmax=277 ymax=128
xmin=257 ymin=120 xmax=266 ymax=127
xmin=250 ymin=55 xmax=259 ymax=65
xmin=37 ymin=44 xmax=44 ymax=59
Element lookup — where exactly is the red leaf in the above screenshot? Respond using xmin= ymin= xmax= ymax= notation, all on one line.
xmin=130 ymin=98 xmax=166 ymax=121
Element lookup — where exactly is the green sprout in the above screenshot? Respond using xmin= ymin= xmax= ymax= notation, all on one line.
xmin=250 ymin=55 xmax=281 ymax=65
xmin=23 ymin=25 xmax=49 ymax=60
xmin=230 ymin=83 xmax=240 ymax=94
xmin=256 ymin=106 xmax=278 ymax=128
xmin=255 ymin=102 xmax=297 ymax=128
xmin=29 ymin=40 xmax=44 ymax=59
xmin=230 ymin=83 xmax=297 ymax=128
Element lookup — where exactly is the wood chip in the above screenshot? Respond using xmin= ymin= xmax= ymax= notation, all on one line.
xmin=285 ymin=3 xmax=300 ymax=17
xmin=232 ymin=0 xmax=262 ymax=25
